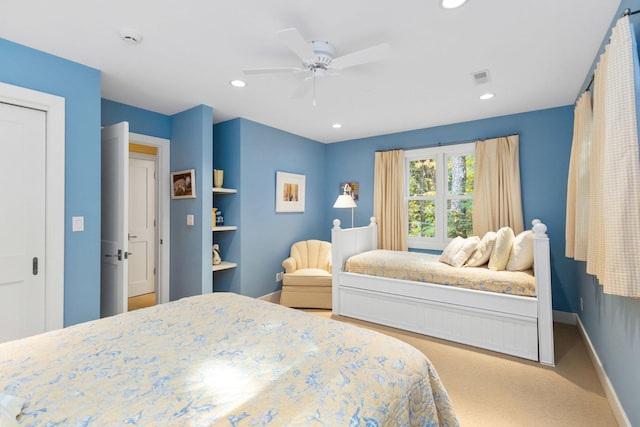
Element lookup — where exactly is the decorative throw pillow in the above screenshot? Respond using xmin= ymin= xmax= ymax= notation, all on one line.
xmin=450 ymin=236 xmax=480 ymax=267
xmin=506 ymin=230 xmax=535 ymax=271
xmin=439 ymin=236 xmax=466 ymax=266
xmin=465 ymin=231 xmax=497 ymax=267
xmin=488 ymin=227 xmax=515 ymax=271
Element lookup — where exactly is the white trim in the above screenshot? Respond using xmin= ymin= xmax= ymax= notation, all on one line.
xmin=0 ymin=82 xmax=65 ymax=331
xmin=576 ymin=316 xmax=631 ymax=427
xmin=553 ymin=310 xmax=577 ymax=325
xmin=129 ymin=133 xmax=171 ymax=305
xmin=258 ymin=290 xmax=282 ymax=304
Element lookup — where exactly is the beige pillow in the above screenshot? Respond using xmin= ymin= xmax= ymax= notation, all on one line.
xmin=506 ymin=230 xmax=534 ymax=271
xmin=439 ymin=236 xmax=465 ymax=265
xmin=450 ymin=236 xmax=480 ymax=267
xmin=488 ymin=227 xmax=515 ymax=271
xmin=465 ymin=231 xmax=497 ymax=267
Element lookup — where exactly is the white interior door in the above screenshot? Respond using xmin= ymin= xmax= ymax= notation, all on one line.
xmin=101 ymin=122 xmax=129 ymax=317
xmin=128 ymin=156 xmax=156 ymax=297
xmin=0 ymin=102 xmax=46 ymax=343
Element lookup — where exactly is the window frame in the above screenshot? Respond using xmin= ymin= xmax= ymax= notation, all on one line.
xmin=405 ymin=142 xmax=475 ymax=250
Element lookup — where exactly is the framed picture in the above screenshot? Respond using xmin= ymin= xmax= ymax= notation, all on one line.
xmin=171 ymin=169 xmax=196 ymax=199
xmin=339 ymin=181 xmax=359 ymax=201
xmin=276 ymin=171 xmax=305 ymax=212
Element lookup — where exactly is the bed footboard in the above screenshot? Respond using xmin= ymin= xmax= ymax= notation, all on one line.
xmin=331 ymin=218 xmax=555 ymax=366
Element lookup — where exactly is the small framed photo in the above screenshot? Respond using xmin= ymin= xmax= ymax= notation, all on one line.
xmin=276 ymin=171 xmax=305 ymax=212
xmin=339 ymin=181 xmax=359 ymax=201
xmin=171 ymin=169 xmax=196 ymax=199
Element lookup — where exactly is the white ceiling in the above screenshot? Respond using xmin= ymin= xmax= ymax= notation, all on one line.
xmin=0 ymin=0 xmax=620 ymax=143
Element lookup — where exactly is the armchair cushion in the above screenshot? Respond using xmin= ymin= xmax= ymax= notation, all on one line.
xmin=283 ymin=240 xmax=332 ymax=273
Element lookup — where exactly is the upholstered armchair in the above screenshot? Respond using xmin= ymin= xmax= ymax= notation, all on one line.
xmin=280 ymin=240 xmax=332 ymax=309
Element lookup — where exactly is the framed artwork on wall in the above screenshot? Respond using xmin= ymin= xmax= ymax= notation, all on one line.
xmin=171 ymin=169 xmax=196 ymax=199
xmin=339 ymin=181 xmax=359 ymax=201
xmin=276 ymin=171 xmax=305 ymax=212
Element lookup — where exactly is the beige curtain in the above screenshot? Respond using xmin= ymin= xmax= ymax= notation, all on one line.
xmin=565 ymin=91 xmax=593 ymax=260
xmin=374 ymin=150 xmax=407 ymax=251
xmin=472 ymin=135 xmax=524 ymax=237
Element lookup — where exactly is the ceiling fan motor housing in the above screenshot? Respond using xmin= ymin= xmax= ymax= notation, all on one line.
xmin=307 ymin=40 xmax=335 ymax=67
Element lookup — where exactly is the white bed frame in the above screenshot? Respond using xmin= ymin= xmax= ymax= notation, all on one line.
xmin=331 ymin=218 xmax=555 ymax=366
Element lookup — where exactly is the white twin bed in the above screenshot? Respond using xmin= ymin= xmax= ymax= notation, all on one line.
xmin=331 ymin=217 xmax=555 ymax=366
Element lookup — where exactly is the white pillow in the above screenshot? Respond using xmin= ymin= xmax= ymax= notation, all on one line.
xmin=440 ymin=236 xmax=480 ymax=267
xmin=488 ymin=227 xmax=515 ymax=271
xmin=506 ymin=230 xmax=534 ymax=271
xmin=465 ymin=231 xmax=497 ymax=267
xmin=439 ymin=236 xmax=465 ymax=265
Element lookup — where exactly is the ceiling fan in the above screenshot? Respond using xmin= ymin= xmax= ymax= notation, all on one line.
xmin=243 ymin=28 xmax=390 ymax=105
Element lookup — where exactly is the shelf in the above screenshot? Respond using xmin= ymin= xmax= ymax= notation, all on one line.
xmin=213 ymin=187 xmax=237 ymax=194
xmin=213 ymin=261 xmax=237 ymax=272
xmin=213 ymin=225 xmax=237 ymax=232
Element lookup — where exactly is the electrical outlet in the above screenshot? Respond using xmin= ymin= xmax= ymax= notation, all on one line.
xmin=276 ymin=271 xmax=283 ymax=282
xmin=580 ymin=297 xmax=584 ymax=312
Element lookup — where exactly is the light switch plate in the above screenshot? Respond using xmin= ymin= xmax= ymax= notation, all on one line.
xmin=72 ymin=216 xmax=84 ymax=232
xmin=187 ymin=214 xmax=194 ymax=226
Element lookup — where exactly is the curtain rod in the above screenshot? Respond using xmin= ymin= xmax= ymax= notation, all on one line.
xmin=585 ymin=8 xmax=639 ymax=92
xmin=375 ymin=133 xmax=519 ymax=153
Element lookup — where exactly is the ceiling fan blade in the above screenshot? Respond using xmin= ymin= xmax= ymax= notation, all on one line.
xmin=330 ymin=43 xmax=391 ymax=70
xmin=243 ymin=67 xmax=303 ymax=75
xmin=291 ymin=76 xmax=312 ymax=99
xmin=276 ymin=28 xmax=316 ymax=64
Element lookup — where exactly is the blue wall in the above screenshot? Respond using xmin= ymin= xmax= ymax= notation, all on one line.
xmin=170 ymin=105 xmax=214 ymax=299
xmin=102 ymin=98 xmax=171 ymax=139
xmin=0 ymin=38 xmax=102 ymax=327
xmin=213 ymin=118 xmax=327 ymax=298
xmin=326 ymin=106 xmax=576 ymax=313
xmin=571 ymin=1 xmax=640 ymax=425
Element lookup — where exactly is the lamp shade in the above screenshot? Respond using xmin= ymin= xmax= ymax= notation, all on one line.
xmin=333 ymin=194 xmax=357 ymax=208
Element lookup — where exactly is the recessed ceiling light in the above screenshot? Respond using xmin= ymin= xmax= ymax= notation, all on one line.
xmin=230 ymin=80 xmax=246 ymax=88
xmin=441 ymin=0 xmax=467 ymax=9
xmin=479 ymin=93 xmax=495 ymax=100
xmin=332 ymin=123 xmax=342 ymax=129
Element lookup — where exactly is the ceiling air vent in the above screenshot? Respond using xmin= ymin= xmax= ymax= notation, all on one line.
xmin=472 ymin=69 xmax=491 ymax=85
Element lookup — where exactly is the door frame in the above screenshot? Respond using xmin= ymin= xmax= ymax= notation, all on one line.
xmin=129 ymin=132 xmax=170 ymax=304
xmin=0 ymin=82 xmax=65 ymax=331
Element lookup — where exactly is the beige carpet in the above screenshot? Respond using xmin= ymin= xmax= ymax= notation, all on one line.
xmin=302 ymin=309 xmax=618 ymax=427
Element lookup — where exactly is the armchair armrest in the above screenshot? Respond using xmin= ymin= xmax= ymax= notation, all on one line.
xmin=282 ymin=257 xmax=297 ymax=273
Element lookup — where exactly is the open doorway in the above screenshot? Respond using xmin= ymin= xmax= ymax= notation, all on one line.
xmin=127 ymin=133 xmax=170 ymax=311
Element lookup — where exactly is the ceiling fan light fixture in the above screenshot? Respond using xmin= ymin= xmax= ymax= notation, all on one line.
xmin=441 ymin=0 xmax=467 ymax=9
xmin=230 ymin=79 xmax=246 ymax=88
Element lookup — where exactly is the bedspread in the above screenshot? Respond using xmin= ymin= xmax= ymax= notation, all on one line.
xmin=345 ymin=250 xmax=535 ymax=297
xmin=0 ymin=293 xmax=458 ymax=426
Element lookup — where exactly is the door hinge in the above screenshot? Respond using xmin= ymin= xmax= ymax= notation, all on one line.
xmin=32 ymin=257 xmax=38 ymax=275
xmin=154 ymin=267 xmax=156 ymax=275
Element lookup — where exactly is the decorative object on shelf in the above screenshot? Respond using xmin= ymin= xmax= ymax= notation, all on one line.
xmin=212 ymin=208 xmax=217 ymax=228
xmin=212 ymin=244 xmax=222 ymax=265
xmin=171 ymin=169 xmax=196 ymax=199
xmin=333 ymin=183 xmax=357 ymax=228
xmin=339 ymin=181 xmax=359 ymax=201
xmin=214 ymin=169 xmax=224 ymax=188
xmin=215 ymin=209 xmax=224 ymax=226
xmin=275 ymin=171 xmax=306 ymax=213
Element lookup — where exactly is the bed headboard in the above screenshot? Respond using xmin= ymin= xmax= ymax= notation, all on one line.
xmin=331 ymin=217 xmax=378 ymax=272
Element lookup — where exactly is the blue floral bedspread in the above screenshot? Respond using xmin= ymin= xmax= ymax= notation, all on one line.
xmin=0 ymin=293 xmax=458 ymax=426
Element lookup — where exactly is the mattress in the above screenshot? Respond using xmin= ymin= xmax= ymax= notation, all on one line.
xmin=345 ymin=250 xmax=536 ymax=297
xmin=0 ymin=292 xmax=458 ymax=426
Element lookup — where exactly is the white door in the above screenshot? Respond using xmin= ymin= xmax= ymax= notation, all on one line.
xmin=100 ymin=122 xmax=129 ymax=317
xmin=128 ymin=156 xmax=156 ymax=297
xmin=0 ymin=102 xmax=46 ymax=343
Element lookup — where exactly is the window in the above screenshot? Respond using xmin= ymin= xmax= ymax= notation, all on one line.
xmin=405 ymin=143 xmax=475 ymax=250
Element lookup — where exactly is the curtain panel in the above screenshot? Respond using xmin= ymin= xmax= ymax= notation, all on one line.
xmin=374 ymin=150 xmax=407 ymax=251
xmin=567 ymin=15 xmax=640 ymax=298
xmin=472 ymin=135 xmax=524 ymax=237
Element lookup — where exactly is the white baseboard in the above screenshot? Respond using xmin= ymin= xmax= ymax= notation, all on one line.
xmin=553 ymin=310 xmax=577 ymax=325
xmin=258 ymin=290 xmax=281 ymax=304
xmin=576 ymin=316 xmax=630 ymax=427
